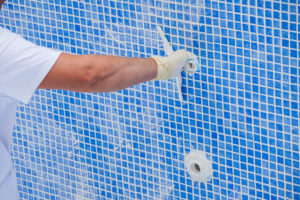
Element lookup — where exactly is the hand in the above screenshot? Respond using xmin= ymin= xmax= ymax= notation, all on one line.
xmin=152 ymin=49 xmax=198 ymax=80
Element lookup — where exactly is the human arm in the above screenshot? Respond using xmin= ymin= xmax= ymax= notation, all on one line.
xmin=0 ymin=25 xmax=196 ymax=102
xmin=39 ymin=50 xmax=197 ymax=93
xmin=39 ymin=53 xmax=158 ymax=93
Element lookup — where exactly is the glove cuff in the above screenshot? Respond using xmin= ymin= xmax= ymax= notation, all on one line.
xmin=152 ymin=56 xmax=166 ymax=81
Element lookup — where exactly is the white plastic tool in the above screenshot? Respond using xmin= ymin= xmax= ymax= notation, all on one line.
xmin=156 ymin=26 xmax=199 ymax=101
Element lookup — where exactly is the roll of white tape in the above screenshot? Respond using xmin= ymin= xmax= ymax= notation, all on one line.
xmin=184 ymin=150 xmax=213 ymax=182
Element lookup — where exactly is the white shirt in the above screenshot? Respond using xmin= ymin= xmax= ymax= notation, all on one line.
xmin=0 ymin=27 xmax=61 ymax=200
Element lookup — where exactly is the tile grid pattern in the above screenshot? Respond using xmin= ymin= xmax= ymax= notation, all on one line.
xmin=0 ymin=0 xmax=299 ymax=199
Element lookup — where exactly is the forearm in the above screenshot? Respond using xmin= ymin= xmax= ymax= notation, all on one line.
xmin=40 ymin=50 xmax=196 ymax=92
xmin=39 ymin=53 xmax=158 ymax=93
xmin=86 ymin=54 xmax=157 ymax=92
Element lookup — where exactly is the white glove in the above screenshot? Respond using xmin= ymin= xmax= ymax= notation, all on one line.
xmin=152 ymin=49 xmax=198 ymax=80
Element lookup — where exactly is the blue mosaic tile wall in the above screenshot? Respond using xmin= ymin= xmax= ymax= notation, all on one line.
xmin=0 ymin=0 xmax=299 ymax=199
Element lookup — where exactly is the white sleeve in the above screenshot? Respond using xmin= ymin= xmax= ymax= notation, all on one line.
xmin=0 ymin=27 xmax=61 ymax=104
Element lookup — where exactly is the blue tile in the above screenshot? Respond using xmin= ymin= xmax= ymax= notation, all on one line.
xmin=3 ymin=0 xmax=300 ymax=199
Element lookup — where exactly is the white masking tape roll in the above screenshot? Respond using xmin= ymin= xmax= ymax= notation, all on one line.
xmin=184 ymin=150 xmax=213 ymax=183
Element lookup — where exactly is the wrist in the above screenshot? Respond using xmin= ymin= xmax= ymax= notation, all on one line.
xmin=151 ymin=56 xmax=166 ymax=80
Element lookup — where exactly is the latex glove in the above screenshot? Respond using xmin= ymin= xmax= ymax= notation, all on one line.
xmin=152 ymin=49 xmax=198 ymax=80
